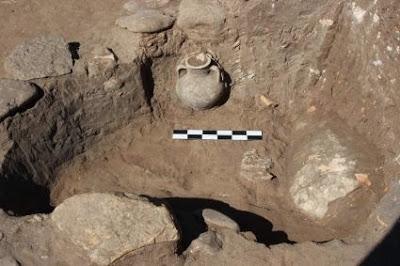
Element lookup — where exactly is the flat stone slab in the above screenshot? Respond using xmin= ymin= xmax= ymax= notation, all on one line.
xmin=0 ymin=79 xmax=38 ymax=121
xmin=290 ymin=129 xmax=360 ymax=219
xmin=116 ymin=9 xmax=175 ymax=33
xmin=4 ymin=36 xmax=73 ymax=80
xmin=51 ymin=193 xmax=179 ymax=265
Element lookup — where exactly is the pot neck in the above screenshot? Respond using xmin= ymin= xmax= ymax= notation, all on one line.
xmin=184 ymin=54 xmax=212 ymax=70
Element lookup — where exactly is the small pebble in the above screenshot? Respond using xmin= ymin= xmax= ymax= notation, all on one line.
xmin=259 ymin=95 xmax=276 ymax=107
xmin=355 ymin=173 xmax=372 ymax=187
xmin=240 ymin=231 xmax=257 ymax=241
xmin=307 ymin=106 xmax=317 ymax=113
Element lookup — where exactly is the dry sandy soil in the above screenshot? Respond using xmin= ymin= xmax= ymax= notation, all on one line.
xmin=0 ymin=0 xmax=400 ymax=265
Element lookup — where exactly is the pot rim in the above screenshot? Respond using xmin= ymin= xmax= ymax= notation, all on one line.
xmin=184 ymin=52 xmax=212 ymax=70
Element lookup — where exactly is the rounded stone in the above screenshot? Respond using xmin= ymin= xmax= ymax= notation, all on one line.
xmin=116 ymin=9 xmax=175 ymax=33
xmin=202 ymin=209 xmax=240 ymax=232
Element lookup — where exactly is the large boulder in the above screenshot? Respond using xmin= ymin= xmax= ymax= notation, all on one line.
xmin=51 ymin=193 xmax=179 ymax=265
xmin=116 ymin=9 xmax=175 ymax=33
xmin=0 ymin=79 xmax=39 ymax=121
xmin=4 ymin=36 xmax=73 ymax=80
xmin=289 ymin=128 xmax=362 ymax=219
xmin=176 ymin=0 xmax=226 ymax=41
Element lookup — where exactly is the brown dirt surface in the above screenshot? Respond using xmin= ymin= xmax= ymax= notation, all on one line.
xmin=0 ymin=0 xmax=126 ymax=78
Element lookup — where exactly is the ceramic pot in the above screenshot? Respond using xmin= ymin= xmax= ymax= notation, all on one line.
xmin=176 ymin=52 xmax=225 ymax=110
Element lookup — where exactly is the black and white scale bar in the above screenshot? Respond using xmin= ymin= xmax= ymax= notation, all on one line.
xmin=172 ymin=130 xmax=263 ymax=141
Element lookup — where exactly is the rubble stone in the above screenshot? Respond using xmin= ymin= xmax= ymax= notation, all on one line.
xmin=51 ymin=193 xmax=179 ymax=265
xmin=4 ymin=36 xmax=73 ymax=80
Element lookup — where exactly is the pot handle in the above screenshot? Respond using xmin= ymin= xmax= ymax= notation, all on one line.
xmin=209 ymin=65 xmax=222 ymax=82
xmin=177 ymin=64 xmax=188 ymax=78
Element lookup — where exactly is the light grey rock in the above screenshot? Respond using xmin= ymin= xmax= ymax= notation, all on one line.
xmin=184 ymin=229 xmax=270 ymax=266
xmin=51 ymin=193 xmax=179 ymax=265
xmin=202 ymin=209 xmax=239 ymax=232
xmin=0 ymin=79 xmax=38 ymax=121
xmin=240 ymin=149 xmax=274 ymax=183
xmin=290 ymin=129 xmax=360 ymax=219
xmin=87 ymin=47 xmax=117 ymax=79
xmin=116 ymin=9 xmax=175 ymax=33
xmin=0 ymin=256 xmax=20 ymax=266
xmin=4 ymin=36 xmax=73 ymax=80
xmin=186 ymin=231 xmax=223 ymax=255
xmin=176 ymin=0 xmax=226 ymax=41
xmin=123 ymin=0 xmax=141 ymax=12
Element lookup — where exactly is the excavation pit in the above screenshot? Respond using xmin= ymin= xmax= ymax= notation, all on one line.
xmin=0 ymin=59 xmax=388 ymax=244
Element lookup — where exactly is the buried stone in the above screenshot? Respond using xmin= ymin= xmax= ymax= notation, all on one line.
xmin=289 ymin=129 xmax=365 ymax=219
xmin=240 ymin=149 xmax=274 ymax=183
xmin=176 ymin=0 xmax=226 ymax=41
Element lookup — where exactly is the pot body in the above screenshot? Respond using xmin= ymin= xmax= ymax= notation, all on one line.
xmin=176 ymin=64 xmax=224 ymax=110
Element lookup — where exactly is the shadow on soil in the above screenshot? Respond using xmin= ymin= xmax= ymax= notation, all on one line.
xmin=361 ymin=220 xmax=400 ymax=266
xmin=158 ymin=197 xmax=295 ymax=253
xmin=0 ymin=175 xmax=53 ymax=216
